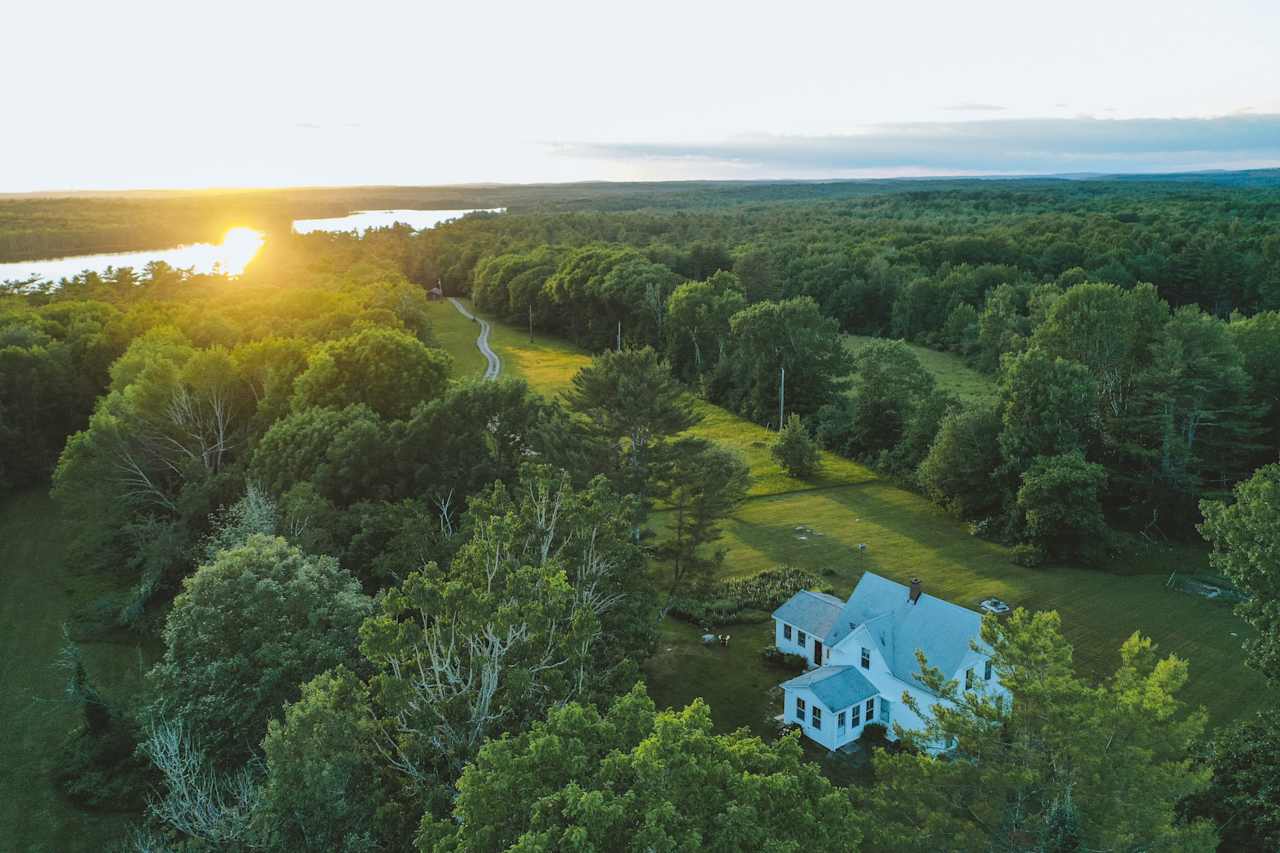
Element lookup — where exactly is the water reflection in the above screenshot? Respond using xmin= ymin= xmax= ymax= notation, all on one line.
xmin=0 ymin=226 xmax=266 ymax=283
xmin=292 ymin=208 xmax=502 ymax=235
xmin=0 ymin=208 xmax=502 ymax=284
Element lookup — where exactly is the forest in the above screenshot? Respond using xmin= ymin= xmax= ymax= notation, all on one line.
xmin=2 ymin=176 xmax=1279 ymax=852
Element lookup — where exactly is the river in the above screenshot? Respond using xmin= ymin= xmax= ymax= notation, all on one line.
xmin=0 ymin=208 xmax=502 ymax=284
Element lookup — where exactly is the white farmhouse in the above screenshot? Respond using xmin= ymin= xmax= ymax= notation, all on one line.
xmin=772 ymin=572 xmax=1006 ymax=752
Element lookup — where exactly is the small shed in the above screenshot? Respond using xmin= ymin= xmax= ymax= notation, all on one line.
xmin=428 ymin=286 xmax=444 ymax=301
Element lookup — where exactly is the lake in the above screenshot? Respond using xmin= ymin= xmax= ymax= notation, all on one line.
xmin=0 ymin=208 xmax=502 ymax=284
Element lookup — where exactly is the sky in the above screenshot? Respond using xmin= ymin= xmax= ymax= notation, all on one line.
xmin=4 ymin=0 xmax=1280 ymax=191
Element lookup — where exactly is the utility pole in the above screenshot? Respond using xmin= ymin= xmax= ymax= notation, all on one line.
xmin=617 ymin=321 xmax=622 ymax=351
xmin=778 ymin=365 xmax=785 ymax=431
xmin=528 ymin=303 xmax=534 ymax=343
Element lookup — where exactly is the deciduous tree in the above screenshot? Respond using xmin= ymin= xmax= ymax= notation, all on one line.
xmin=418 ymin=684 xmax=865 ymax=852
xmin=1199 ymin=463 xmax=1280 ymax=682
xmin=148 ymin=535 xmax=372 ymax=766
xmin=863 ymin=611 xmax=1215 ymax=852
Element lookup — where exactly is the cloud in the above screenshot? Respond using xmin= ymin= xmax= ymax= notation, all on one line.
xmin=942 ymin=102 xmax=1006 ymax=112
xmin=553 ymin=114 xmax=1280 ymax=176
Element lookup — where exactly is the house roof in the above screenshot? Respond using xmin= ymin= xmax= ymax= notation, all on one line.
xmin=838 ymin=572 xmax=987 ymax=685
xmin=771 ymin=590 xmax=844 ymax=639
xmin=775 ymin=572 xmax=988 ymax=687
xmin=781 ymin=666 xmax=878 ymax=711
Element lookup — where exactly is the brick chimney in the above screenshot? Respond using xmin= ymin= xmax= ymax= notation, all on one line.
xmin=909 ymin=577 xmax=923 ymax=604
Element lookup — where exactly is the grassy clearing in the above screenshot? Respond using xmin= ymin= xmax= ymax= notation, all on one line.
xmin=443 ymin=298 xmax=594 ymax=395
xmin=656 ymin=485 xmax=1271 ymax=724
xmin=844 ymin=334 xmax=998 ymax=405
xmin=0 ymin=490 xmax=150 ymax=852
xmin=423 ymin=299 xmax=489 ymax=379
xmin=466 ymin=306 xmax=1273 ymax=732
xmin=448 ymin=299 xmax=874 ymax=497
xmin=687 ymin=404 xmax=875 ymax=497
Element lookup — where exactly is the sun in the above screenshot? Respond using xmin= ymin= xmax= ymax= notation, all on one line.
xmin=218 ymin=226 xmax=265 ymax=274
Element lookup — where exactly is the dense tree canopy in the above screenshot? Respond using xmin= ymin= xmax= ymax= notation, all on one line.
xmin=712 ymin=297 xmax=852 ymax=425
xmin=147 ymin=535 xmax=372 ymax=767
xmin=419 ymin=684 xmax=866 ymax=852
xmin=292 ymin=326 xmax=452 ymax=420
xmin=8 ymin=177 xmax=1280 ymax=853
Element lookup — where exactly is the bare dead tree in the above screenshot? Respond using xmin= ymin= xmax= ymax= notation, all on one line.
xmin=138 ymin=719 xmax=262 ymax=848
xmin=432 ymin=488 xmax=456 ymax=537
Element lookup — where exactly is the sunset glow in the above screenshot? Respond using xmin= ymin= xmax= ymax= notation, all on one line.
xmin=217 ymin=227 xmax=265 ymax=274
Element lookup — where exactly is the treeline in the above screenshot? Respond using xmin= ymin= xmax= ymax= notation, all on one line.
xmin=453 ymin=217 xmax=1280 ymax=563
xmin=4 ymin=229 xmax=777 ymax=849
xmin=423 ymin=181 xmax=1280 ymax=316
xmin=0 ymin=187 xmax=497 ymax=262
xmin=4 ymin=181 xmax=1280 ymax=850
xmin=0 ymin=227 xmax=1242 ymax=853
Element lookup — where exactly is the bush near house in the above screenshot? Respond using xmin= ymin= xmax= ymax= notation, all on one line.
xmin=669 ymin=565 xmax=830 ymax=625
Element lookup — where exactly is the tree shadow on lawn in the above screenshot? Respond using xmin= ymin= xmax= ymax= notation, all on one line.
xmin=715 ymin=484 xmax=1276 ymax=723
xmin=642 ymin=619 xmax=785 ymax=739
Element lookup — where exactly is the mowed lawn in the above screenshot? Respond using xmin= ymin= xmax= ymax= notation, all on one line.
xmin=445 ymin=299 xmax=874 ymax=497
xmin=422 ymin=299 xmax=490 ymax=379
xmin=844 ymin=334 xmax=999 ymax=405
xmin=448 ymin=302 xmax=1274 ymax=729
xmin=0 ymin=490 xmax=151 ymax=852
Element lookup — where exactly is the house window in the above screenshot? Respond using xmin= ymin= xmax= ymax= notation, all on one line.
xmin=880 ymin=699 xmax=890 ymax=722
xmin=797 ymin=630 xmax=807 ymax=646
xmin=811 ymin=706 xmax=822 ymax=729
xmin=851 ymin=703 xmax=861 ymax=726
xmin=795 ymin=696 xmax=806 ymax=720
xmin=965 ymin=668 xmax=975 ymax=691
xmin=837 ymin=711 xmax=846 ymax=733
xmin=860 ymin=647 xmax=871 ymax=669
xmin=783 ymin=624 xmax=792 ymax=641
xmin=865 ymin=697 xmax=875 ymax=720
xmin=984 ymin=660 xmax=993 ymax=681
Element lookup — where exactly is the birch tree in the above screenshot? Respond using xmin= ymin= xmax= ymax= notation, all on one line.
xmin=358 ymin=465 xmax=656 ymax=788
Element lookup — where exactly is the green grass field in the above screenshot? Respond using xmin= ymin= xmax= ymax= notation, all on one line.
xmin=447 ymin=298 xmax=875 ymax=497
xmin=438 ymin=302 xmax=1277 ymax=730
xmin=423 ymin=299 xmax=490 ymax=379
xmin=4 ymin=299 xmax=1267 ymax=848
xmin=844 ymin=334 xmax=999 ymax=405
xmin=0 ymin=490 xmax=150 ymax=852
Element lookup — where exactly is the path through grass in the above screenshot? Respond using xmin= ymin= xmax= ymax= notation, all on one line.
xmin=454 ymin=303 xmax=1275 ymax=729
xmin=423 ymin=299 xmax=489 ymax=379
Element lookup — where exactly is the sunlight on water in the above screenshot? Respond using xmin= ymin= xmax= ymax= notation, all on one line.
xmin=216 ymin=227 xmax=266 ymax=273
xmin=1 ymin=209 xmax=501 ymax=285
xmin=292 ymin=208 xmax=503 ymax=235
xmin=0 ymin=226 xmax=266 ymax=284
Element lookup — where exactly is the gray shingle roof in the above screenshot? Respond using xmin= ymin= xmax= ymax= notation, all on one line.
xmin=781 ymin=666 xmax=879 ymax=711
xmin=836 ymin=572 xmax=987 ymax=684
xmin=771 ymin=590 xmax=844 ymax=639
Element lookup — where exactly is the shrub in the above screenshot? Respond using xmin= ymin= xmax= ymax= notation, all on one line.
xmin=772 ymin=414 xmax=821 ymax=478
xmin=669 ymin=566 xmax=830 ymax=625
xmin=860 ymin=722 xmax=890 ymax=748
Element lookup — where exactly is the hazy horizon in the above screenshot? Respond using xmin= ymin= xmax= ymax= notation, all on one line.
xmin=6 ymin=0 xmax=1280 ymax=191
